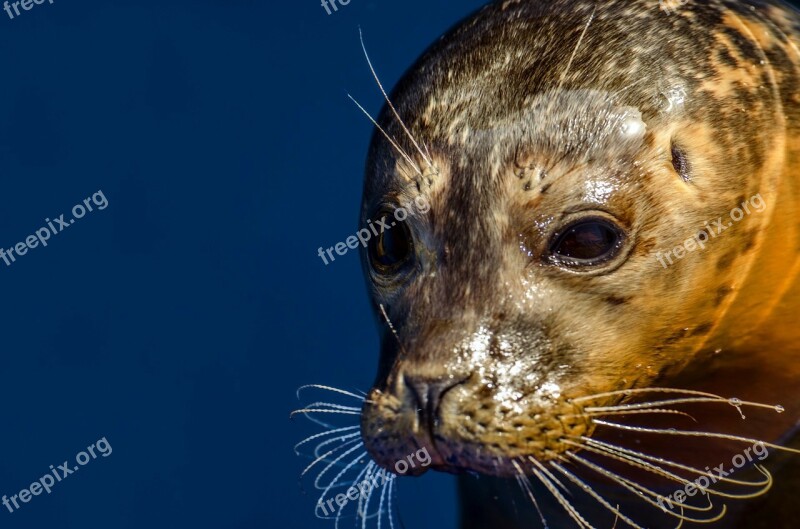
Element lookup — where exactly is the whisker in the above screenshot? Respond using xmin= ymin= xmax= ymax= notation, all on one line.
xmin=348 ymin=94 xmax=422 ymax=175
xmin=530 ymin=461 xmax=595 ymax=528
xmin=572 ymin=388 xmax=785 ymax=416
xmin=313 ymin=431 xmax=362 ymax=460
xmin=388 ymin=475 xmax=397 ymax=529
xmin=297 ymin=384 xmax=367 ymax=402
xmin=378 ymin=468 xmax=390 ymax=529
xmin=550 ymin=461 xmax=646 ymax=529
xmin=314 ymin=452 xmax=370 ymax=520
xmin=528 ymin=456 xmax=571 ymax=495
xmin=356 ymin=462 xmax=378 ymax=526
xmin=572 ymin=387 xmax=723 ymax=403
xmin=546 ymin=6 xmax=596 ymax=119
xmin=593 ymin=420 xmax=800 ymax=455
xmin=565 ymin=408 xmax=697 ymax=422
xmin=301 ymin=436 xmax=363 ymax=479
xmin=564 ymin=452 xmax=727 ymax=524
xmin=314 ymin=443 xmax=368 ymax=492
xmin=294 ymin=425 xmax=360 ymax=454
xmin=315 ymin=462 xmax=369 ymax=520
xmin=290 ymin=408 xmax=362 ymax=418
xmin=512 ymin=461 xmax=550 ymax=529
xmin=565 ymin=438 xmax=773 ymax=499
xmin=359 ymin=28 xmax=434 ymax=170
xmin=359 ymin=469 xmax=386 ymax=529
xmin=611 ymin=77 xmax=649 ymax=99
xmin=380 ymin=304 xmax=411 ymax=358
xmin=565 ymin=451 xmax=717 ymax=514
xmin=295 ymin=412 xmax=337 ymax=431
xmin=584 ymin=397 xmax=780 ymax=419
xmin=579 ymin=437 xmax=772 ymax=490
xmin=302 ymin=401 xmax=363 ymax=412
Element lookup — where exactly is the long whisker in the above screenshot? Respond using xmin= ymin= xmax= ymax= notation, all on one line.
xmin=550 ymin=461 xmax=646 ymax=529
xmin=565 ymin=438 xmax=773 ymax=499
xmin=388 ymin=475 xmax=397 ymax=529
xmin=584 ymin=397 xmax=780 ymax=419
xmin=348 ymin=94 xmax=422 ymax=175
xmin=530 ymin=461 xmax=595 ymax=528
xmin=313 ymin=431 xmax=363 ymax=459
xmin=294 ymin=425 xmax=360 ymax=454
xmin=560 ymin=451 xmax=714 ymax=518
xmin=297 ymin=384 xmax=367 ymax=402
xmin=564 ymin=448 xmax=719 ymax=513
xmin=572 ymin=387 xmax=724 ymax=403
xmin=378 ymin=468 xmax=390 ymax=529
xmin=359 ymin=28 xmax=434 ymax=170
xmin=359 ymin=469 xmax=386 ymax=529
xmin=290 ymin=408 xmax=362 ymax=418
xmin=314 ymin=450 xmax=370 ymax=521
xmin=301 ymin=436 xmax=362 ymax=479
xmin=564 ymin=451 xmax=727 ymax=524
xmin=356 ymin=462 xmax=378 ymax=527
xmin=593 ymin=420 xmax=800 ymax=455
xmin=315 ymin=459 xmax=371 ymax=519
xmin=528 ymin=456 xmax=571 ymax=494
xmin=564 ymin=408 xmax=697 ymax=422
xmin=315 ymin=446 xmax=368 ymax=493
xmin=546 ymin=6 xmax=596 ymax=119
xmin=512 ymin=461 xmax=550 ymax=529
xmin=611 ymin=77 xmax=650 ymax=99
xmin=579 ymin=437 xmax=772 ymax=490
xmin=302 ymin=401 xmax=363 ymax=412
xmin=572 ymin=388 xmax=785 ymax=414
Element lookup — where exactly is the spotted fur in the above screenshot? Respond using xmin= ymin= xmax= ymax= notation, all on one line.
xmin=358 ymin=1 xmax=800 ymax=527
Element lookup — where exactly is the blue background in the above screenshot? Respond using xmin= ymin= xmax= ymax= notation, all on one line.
xmin=0 ymin=0 xmax=483 ymax=528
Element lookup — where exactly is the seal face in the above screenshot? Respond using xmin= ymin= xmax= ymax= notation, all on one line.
xmin=357 ymin=0 xmax=800 ymax=525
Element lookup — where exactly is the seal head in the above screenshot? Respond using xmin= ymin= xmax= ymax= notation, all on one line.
xmin=358 ymin=0 xmax=800 ymax=481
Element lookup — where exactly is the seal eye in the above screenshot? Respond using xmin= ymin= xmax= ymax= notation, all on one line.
xmin=549 ymin=218 xmax=624 ymax=266
xmin=368 ymin=216 xmax=413 ymax=273
xmin=671 ymin=143 xmax=691 ymax=182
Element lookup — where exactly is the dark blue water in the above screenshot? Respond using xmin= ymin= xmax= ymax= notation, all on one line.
xmin=0 ymin=0 xmax=483 ymax=528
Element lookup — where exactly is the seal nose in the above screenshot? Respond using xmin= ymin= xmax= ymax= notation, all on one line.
xmin=403 ymin=375 xmax=466 ymax=431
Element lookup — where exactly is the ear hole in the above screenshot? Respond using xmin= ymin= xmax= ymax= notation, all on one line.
xmin=671 ymin=143 xmax=691 ymax=182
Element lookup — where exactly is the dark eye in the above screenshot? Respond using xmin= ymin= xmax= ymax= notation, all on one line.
xmin=549 ymin=217 xmax=624 ymax=266
xmin=671 ymin=143 xmax=691 ymax=182
xmin=368 ymin=216 xmax=413 ymax=273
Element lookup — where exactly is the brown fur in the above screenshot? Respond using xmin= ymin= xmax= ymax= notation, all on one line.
xmin=358 ymin=0 xmax=800 ymax=527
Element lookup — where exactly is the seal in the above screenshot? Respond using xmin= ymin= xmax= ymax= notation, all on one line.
xmin=342 ymin=0 xmax=800 ymax=527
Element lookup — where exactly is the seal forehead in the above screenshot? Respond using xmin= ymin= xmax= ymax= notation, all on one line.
xmin=377 ymin=0 xmax=788 ymax=174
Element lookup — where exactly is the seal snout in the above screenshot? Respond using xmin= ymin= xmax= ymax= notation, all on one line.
xmin=403 ymin=373 xmax=469 ymax=437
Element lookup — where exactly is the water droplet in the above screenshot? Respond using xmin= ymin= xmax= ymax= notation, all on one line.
xmin=729 ymin=398 xmax=746 ymax=419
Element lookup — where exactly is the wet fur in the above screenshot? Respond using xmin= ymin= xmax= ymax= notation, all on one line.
xmin=355 ymin=0 xmax=800 ymax=527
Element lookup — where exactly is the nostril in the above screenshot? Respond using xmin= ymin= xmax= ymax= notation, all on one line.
xmin=403 ymin=375 xmax=468 ymax=423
